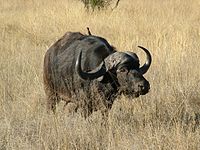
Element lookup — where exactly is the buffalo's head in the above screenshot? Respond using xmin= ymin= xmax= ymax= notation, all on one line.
xmin=76 ymin=46 xmax=152 ymax=98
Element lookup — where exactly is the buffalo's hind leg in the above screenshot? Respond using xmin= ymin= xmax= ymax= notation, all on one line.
xmin=63 ymin=102 xmax=78 ymax=115
xmin=47 ymin=93 xmax=60 ymax=113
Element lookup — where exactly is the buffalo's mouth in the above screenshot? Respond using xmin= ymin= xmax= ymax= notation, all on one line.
xmin=132 ymin=90 xmax=149 ymax=98
xmin=139 ymin=88 xmax=149 ymax=95
xmin=120 ymin=88 xmax=149 ymax=98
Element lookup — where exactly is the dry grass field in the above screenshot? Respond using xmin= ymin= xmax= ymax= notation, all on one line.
xmin=1 ymin=0 xmax=200 ymax=149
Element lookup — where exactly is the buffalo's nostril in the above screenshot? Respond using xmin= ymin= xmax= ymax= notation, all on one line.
xmin=138 ymin=85 xmax=145 ymax=91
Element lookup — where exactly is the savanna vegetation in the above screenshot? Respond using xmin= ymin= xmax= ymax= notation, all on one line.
xmin=0 ymin=0 xmax=200 ymax=149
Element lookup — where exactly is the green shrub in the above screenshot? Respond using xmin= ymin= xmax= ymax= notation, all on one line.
xmin=80 ymin=0 xmax=112 ymax=10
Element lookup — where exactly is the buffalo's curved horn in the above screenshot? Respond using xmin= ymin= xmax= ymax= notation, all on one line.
xmin=138 ymin=46 xmax=152 ymax=74
xmin=75 ymin=50 xmax=107 ymax=80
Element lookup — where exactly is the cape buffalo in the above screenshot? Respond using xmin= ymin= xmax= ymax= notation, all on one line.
xmin=43 ymin=30 xmax=152 ymax=115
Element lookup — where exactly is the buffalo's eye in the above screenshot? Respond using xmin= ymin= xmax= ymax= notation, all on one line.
xmin=118 ymin=68 xmax=128 ymax=73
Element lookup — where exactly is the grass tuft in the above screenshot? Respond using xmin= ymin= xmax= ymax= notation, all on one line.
xmin=0 ymin=0 xmax=200 ymax=149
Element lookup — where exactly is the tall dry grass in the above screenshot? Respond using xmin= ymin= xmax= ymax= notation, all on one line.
xmin=0 ymin=0 xmax=200 ymax=149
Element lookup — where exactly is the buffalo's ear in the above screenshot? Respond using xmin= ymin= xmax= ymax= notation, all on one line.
xmin=96 ymin=71 xmax=109 ymax=82
xmin=97 ymin=69 xmax=118 ymax=83
xmin=116 ymin=67 xmax=129 ymax=73
xmin=97 ymin=76 xmax=104 ymax=81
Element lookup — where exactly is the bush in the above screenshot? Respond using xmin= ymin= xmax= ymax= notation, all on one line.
xmin=80 ymin=0 xmax=113 ymax=10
